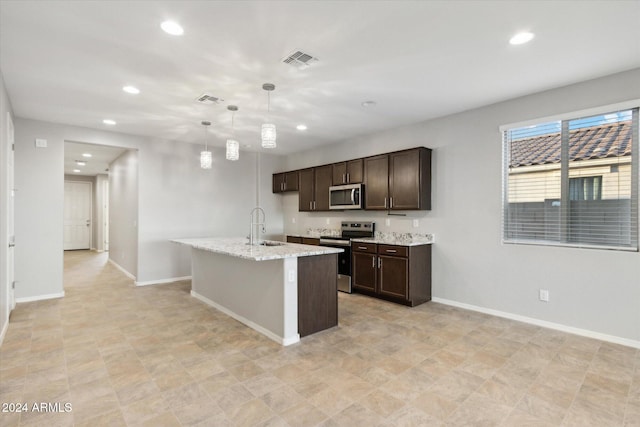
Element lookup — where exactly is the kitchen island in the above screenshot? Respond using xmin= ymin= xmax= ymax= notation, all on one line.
xmin=171 ymin=238 xmax=343 ymax=346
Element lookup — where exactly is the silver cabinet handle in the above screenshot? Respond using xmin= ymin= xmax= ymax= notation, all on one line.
xmin=390 ymin=197 xmax=393 ymax=208
xmin=313 ymin=201 xmax=316 ymax=210
xmin=372 ymin=256 xmax=375 ymax=268
xmin=347 ymin=173 xmax=350 ymax=183
xmin=343 ymin=173 xmax=346 ymax=184
xmin=358 ymin=246 xmax=368 ymax=250
xmin=384 ymin=197 xmax=387 ymax=208
xmin=309 ymin=201 xmax=312 ymax=210
xmin=378 ymin=257 xmax=382 ymax=268
xmin=386 ymin=249 xmax=396 ymax=253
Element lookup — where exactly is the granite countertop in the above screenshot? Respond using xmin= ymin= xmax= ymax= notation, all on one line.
xmin=171 ymin=237 xmax=343 ymax=261
xmin=351 ymin=236 xmax=433 ymax=246
xmin=286 ymin=229 xmax=434 ymax=246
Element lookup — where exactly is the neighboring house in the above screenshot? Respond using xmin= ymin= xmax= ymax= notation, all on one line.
xmin=505 ymin=120 xmax=633 ymax=244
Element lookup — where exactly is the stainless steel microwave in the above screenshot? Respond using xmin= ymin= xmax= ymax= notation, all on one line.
xmin=329 ymin=183 xmax=363 ymax=210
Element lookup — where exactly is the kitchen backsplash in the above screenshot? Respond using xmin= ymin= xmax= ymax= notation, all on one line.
xmin=302 ymin=228 xmax=434 ymax=244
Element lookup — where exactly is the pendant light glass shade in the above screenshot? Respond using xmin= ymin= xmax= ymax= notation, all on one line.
xmin=261 ymin=83 xmax=276 ymax=149
xmin=200 ymin=151 xmax=212 ymax=169
xmin=261 ymin=124 xmax=276 ymax=148
xmin=200 ymin=120 xmax=212 ymax=169
xmin=226 ymin=140 xmax=239 ymax=161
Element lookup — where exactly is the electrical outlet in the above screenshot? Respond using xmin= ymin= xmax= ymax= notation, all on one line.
xmin=539 ymin=289 xmax=549 ymax=302
xmin=385 ymin=218 xmax=391 ymax=227
xmin=326 ymin=218 xmax=330 ymax=225
xmin=288 ymin=270 xmax=296 ymax=282
xmin=412 ymin=219 xmax=419 ymax=228
xmin=292 ymin=217 xmax=296 ymax=224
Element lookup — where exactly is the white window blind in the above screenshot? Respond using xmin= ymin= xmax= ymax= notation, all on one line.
xmin=502 ymin=108 xmax=638 ymax=251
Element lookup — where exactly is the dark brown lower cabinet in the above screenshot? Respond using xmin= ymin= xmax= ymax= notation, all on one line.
xmin=286 ymin=236 xmax=302 ymax=244
xmin=352 ymin=243 xmax=431 ymax=307
xmin=297 ymin=254 xmax=338 ymax=337
xmin=352 ymin=251 xmax=377 ymax=293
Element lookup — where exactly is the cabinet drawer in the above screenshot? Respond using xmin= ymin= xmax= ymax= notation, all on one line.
xmin=302 ymin=237 xmax=320 ymax=246
xmin=287 ymin=236 xmax=302 ymax=244
xmin=352 ymin=242 xmax=377 ymax=253
xmin=377 ymin=245 xmax=408 ymax=257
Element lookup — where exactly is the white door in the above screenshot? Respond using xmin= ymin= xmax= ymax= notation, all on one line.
xmin=63 ymin=181 xmax=92 ymax=250
xmin=103 ymin=180 xmax=109 ymax=251
xmin=7 ymin=113 xmax=15 ymax=310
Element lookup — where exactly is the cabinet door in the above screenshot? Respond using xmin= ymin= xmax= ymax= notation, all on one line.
xmin=314 ymin=165 xmax=332 ymax=211
xmin=287 ymin=236 xmax=302 ymax=244
xmin=298 ymin=168 xmax=314 ymax=211
xmin=389 ymin=148 xmax=431 ymax=210
xmin=352 ymin=252 xmax=377 ymax=292
xmin=331 ymin=162 xmax=347 ymax=185
xmin=378 ymin=255 xmax=408 ymax=299
xmin=284 ymin=171 xmax=299 ymax=191
xmin=346 ymin=159 xmax=363 ymax=183
xmin=272 ymin=173 xmax=285 ymax=193
xmin=364 ymin=155 xmax=389 ymax=209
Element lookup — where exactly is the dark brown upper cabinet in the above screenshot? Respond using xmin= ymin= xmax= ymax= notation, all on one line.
xmin=272 ymin=171 xmax=299 ymax=193
xmin=364 ymin=147 xmax=431 ymax=210
xmin=298 ymin=165 xmax=332 ymax=211
xmin=331 ymin=159 xmax=363 ymax=185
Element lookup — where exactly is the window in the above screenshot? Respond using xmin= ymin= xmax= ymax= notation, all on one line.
xmin=569 ymin=176 xmax=602 ymax=201
xmin=502 ymin=107 xmax=638 ymax=250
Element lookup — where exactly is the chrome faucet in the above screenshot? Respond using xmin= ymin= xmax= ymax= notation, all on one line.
xmin=249 ymin=207 xmax=266 ymax=246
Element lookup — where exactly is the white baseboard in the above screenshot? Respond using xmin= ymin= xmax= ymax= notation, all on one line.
xmin=108 ymin=259 xmax=136 ymax=280
xmin=191 ymin=290 xmax=300 ymax=346
xmin=16 ymin=291 xmax=65 ymax=304
xmin=431 ymin=297 xmax=640 ymax=350
xmin=0 ymin=318 xmax=8 ymax=348
xmin=135 ymin=276 xmax=192 ymax=286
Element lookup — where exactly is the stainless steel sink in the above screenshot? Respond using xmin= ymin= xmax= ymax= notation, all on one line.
xmin=259 ymin=241 xmax=285 ymax=247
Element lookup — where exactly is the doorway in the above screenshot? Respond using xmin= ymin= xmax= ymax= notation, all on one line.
xmin=63 ymin=181 xmax=92 ymax=250
xmin=6 ymin=112 xmax=15 ymax=312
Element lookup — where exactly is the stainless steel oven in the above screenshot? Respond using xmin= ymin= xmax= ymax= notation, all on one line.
xmin=320 ymin=221 xmax=375 ymax=293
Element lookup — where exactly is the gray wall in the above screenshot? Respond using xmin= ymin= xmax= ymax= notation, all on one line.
xmin=108 ymin=150 xmax=138 ymax=277
xmin=283 ymin=68 xmax=640 ymax=343
xmin=0 ymin=71 xmax=13 ymax=342
xmin=12 ymin=118 xmax=285 ymax=296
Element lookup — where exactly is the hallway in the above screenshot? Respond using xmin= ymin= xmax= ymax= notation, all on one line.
xmin=0 ymin=251 xmax=638 ymax=426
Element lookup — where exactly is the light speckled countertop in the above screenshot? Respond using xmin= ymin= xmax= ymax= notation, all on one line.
xmin=286 ymin=229 xmax=434 ymax=246
xmin=351 ymin=236 xmax=433 ymax=246
xmin=171 ymin=237 xmax=343 ymax=261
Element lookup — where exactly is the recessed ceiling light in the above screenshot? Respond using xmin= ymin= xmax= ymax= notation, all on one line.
xmin=361 ymin=101 xmax=377 ymax=108
xmin=75 ymin=161 xmax=86 ymax=166
xmin=161 ymin=20 xmax=184 ymax=36
xmin=122 ymin=85 xmax=140 ymax=94
xmin=103 ymin=119 xmax=116 ymax=125
xmin=73 ymin=169 xmax=81 ymax=173
xmin=296 ymin=124 xmax=308 ymax=131
xmin=509 ymin=32 xmax=535 ymax=45
xmin=82 ymin=153 xmax=92 ymax=158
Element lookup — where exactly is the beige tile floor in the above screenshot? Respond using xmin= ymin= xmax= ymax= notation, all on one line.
xmin=1 ymin=250 xmax=638 ymax=427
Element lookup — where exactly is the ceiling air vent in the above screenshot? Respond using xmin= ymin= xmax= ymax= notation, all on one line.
xmin=196 ymin=93 xmax=223 ymax=104
xmin=282 ymin=50 xmax=318 ymax=68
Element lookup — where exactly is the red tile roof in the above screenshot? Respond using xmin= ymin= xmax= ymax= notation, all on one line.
xmin=509 ymin=121 xmax=632 ymax=167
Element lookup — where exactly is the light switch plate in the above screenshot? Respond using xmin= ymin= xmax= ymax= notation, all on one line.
xmin=35 ymin=138 xmax=47 ymax=148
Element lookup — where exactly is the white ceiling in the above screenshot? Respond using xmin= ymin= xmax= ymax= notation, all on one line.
xmin=1 ymin=0 xmax=639 ymax=156
xmin=63 ymin=142 xmax=127 ymax=176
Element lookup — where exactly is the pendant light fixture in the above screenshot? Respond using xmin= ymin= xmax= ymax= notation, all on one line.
xmin=200 ymin=120 xmax=212 ymax=169
xmin=261 ymin=83 xmax=276 ymax=148
xmin=226 ymin=105 xmax=239 ymax=161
